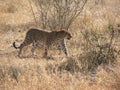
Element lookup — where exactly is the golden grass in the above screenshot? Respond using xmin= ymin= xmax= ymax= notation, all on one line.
xmin=0 ymin=0 xmax=120 ymax=90
xmin=0 ymin=57 xmax=120 ymax=90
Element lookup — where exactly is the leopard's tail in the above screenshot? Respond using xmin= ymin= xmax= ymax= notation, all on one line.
xmin=13 ymin=42 xmax=20 ymax=49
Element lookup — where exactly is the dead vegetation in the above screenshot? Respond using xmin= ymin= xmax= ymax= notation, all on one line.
xmin=0 ymin=0 xmax=120 ymax=90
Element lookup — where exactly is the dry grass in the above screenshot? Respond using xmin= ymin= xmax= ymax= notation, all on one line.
xmin=0 ymin=0 xmax=120 ymax=90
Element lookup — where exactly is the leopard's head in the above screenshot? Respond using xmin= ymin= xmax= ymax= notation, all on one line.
xmin=66 ymin=32 xmax=72 ymax=40
xmin=60 ymin=31 xmax=72 ymax=40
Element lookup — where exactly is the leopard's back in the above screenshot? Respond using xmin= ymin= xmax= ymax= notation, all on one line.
xmin=25 ymin=28 xmax=49 ymax=43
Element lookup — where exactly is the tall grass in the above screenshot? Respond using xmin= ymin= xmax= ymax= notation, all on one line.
xmin=0 ymin=0 xmax=120 ymax=90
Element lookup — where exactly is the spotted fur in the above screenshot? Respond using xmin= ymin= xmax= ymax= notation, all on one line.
xmin=13 ymin=28 xmax=72 ymax=58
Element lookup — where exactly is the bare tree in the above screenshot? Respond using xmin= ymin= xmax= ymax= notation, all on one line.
xmin=35 ymin=0 xmax=88 ymax=31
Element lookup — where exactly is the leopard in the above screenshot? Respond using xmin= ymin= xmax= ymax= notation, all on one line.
xmin=13 ymin=28 xmax=72 ymax=58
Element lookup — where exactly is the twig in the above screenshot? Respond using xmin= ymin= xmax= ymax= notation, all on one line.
xmin=28 ymin=0 xmax=38 ymax=26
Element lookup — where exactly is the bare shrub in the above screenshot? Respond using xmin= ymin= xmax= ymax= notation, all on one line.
xmin=79 ymin=24 xmax=119 ymax=72
xmin=34 ymin=0 xmax=87 ymax=30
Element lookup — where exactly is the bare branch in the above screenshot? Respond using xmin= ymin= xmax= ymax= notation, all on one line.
xmin=28 ymin=0 xmax=38 ymax=26
xmin=37 ymin=0 xmax=88 ymax=31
